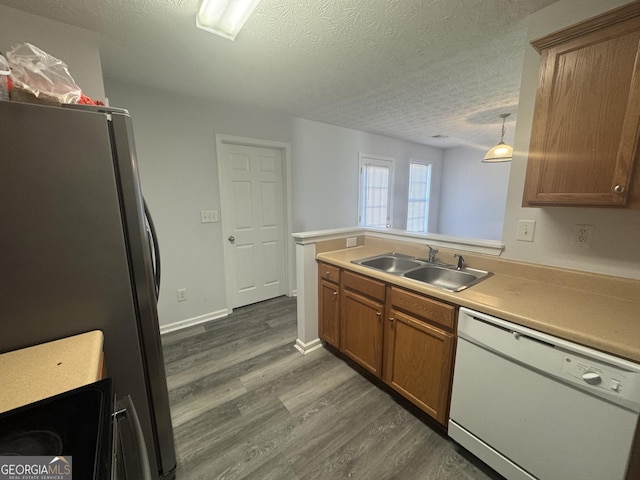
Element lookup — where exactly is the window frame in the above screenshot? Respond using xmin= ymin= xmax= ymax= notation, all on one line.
xmin=406 ymin=160 xmax=432 ymax=233
xmin=357 ymin=153 xmax=395 ymax=229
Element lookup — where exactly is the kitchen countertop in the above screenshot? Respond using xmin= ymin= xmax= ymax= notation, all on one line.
xmin=0 ymin=330 xmax=104 ymax=413
xmin=317 ymin=245 xmax=640 ymax=363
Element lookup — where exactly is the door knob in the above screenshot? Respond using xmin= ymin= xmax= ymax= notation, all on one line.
xmin=228 ymin=236 xmax=235 ymax=243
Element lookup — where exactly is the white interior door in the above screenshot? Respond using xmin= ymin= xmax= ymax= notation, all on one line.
xmin=219 ymin=141 xmax=286 ymax=309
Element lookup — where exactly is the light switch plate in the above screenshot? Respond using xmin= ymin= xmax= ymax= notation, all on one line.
xmin=200 ymin=210 xmax=218 ymax=223
xmin=516 ymin=220 xmax=536 ymax=242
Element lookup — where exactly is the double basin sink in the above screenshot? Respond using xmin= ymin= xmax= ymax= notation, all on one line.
xmin=352 ymin=253 xmax=492 ymax=292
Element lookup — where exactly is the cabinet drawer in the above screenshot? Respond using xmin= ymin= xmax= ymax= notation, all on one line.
xmin=318 ymin=262 xmax=341 ymax=284
xmin=390 ymin=287 xmax=455 ymax=331
xmin=343 ymin=270 xmax=385 ymax=301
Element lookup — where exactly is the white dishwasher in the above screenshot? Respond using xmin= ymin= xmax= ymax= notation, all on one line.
xmin=449 ymin=307 xmax=640 ymax=480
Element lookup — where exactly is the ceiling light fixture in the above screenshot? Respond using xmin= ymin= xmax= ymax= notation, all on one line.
xmin=196 ymin=0 xmax=262 ymax=40
xmin=483 ymin=113 xmax=513 ymax=163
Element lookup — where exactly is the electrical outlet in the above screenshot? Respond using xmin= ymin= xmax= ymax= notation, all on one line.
xmin=346 ymin=237 xmax=357 ymax=247
xmin=516 ymin=220 xmax=536 ymax=242
xmin=574 ymin=224 xmax=594 ymax=248
xmin=177 ymin=288 xmax=187 ymax=302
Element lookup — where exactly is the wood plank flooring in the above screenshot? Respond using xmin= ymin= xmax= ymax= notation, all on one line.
xmin=161 ymin=296 xmax=503 ymax=480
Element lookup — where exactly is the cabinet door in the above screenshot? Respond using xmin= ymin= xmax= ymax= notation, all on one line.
xmin=340 ymin=290 xmax=384 ymax=377
xmin=318 ymin=278 xmax=340 ymax=348
xmin=384 ymin=309 xmax=454 ymax=425
xmin=523 ymin=6 xmax=640 ymax=207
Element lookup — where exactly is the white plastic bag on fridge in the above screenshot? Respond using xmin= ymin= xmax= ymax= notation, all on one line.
xmin=5 ymin=42 xmax=81 ymax=104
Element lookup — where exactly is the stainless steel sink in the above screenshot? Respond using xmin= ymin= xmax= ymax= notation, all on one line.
xmin=402 ymin=264 xmax=492 ymax=292
xmin=352 ymin=252 xmax=492 ymax=292
xmin=352 ymin=253 xmax=425 ymax=273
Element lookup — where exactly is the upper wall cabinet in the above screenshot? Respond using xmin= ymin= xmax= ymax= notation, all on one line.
xmin=523 ymin=2 xmax=640 ymax=208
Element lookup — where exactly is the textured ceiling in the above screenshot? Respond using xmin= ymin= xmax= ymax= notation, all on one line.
xmin=0 ymin=0 xmax=558 ymax=148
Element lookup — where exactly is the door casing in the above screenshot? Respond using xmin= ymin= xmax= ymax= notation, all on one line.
xmin=215 ymin=134 xmax=293 ymax=311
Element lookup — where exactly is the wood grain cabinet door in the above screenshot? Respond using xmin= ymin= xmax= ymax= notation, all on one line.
xmin=318 ymin=278 xmax=340 ymax=348
xmin=523 ymin=4 xmax=640 ymax=208
xmin=340 ymin=290 xmax=384 ymax=377
xmin=384 ymin=309 xmax=454 ymax=426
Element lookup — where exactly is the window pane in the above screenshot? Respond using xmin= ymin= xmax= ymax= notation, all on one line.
xmin=361 ymin=164 xmax=390 ymax=228
xmin=406 ymin=163 xmax=431 ymax=232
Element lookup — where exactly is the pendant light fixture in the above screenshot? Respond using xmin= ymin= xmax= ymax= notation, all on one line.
xmin=197 ymin=0 xmax=262 ymax=40
xmin=483 ymin=113 xmax=513 ymax=163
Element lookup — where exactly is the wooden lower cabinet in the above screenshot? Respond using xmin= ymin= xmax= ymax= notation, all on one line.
xmin=384 ymin=287 xmax=456 ymax=426
xmin=317 ymin=262 xmax=458 ymax=427
xmin=318 ymin=278 xmax=340 ymax=348
xmin=340 ymin=270 xmax=385 ymax=377
xmin=340 ymin=288 xmax=384 ymax=376
xmin=383 ymin=302 xmax=455 ymax=425
xmin=318 ymin=262 xmax=341 ymax=348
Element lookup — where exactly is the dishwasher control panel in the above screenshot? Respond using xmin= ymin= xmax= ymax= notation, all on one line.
xmin=560 ymin=353 xmax=637 ymax=401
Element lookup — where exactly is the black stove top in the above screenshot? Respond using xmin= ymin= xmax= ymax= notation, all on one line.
xmin=0 ymin=429 xmax=64 ymax=456
xmin=0 ymin=378 xmax=113 ymax=479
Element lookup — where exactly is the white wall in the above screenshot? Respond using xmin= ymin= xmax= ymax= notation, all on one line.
xmin=502 ymin=0 xmax=640 ymax=280
xmin=0 ymin=6 xmax=105 ymax=100
xmin=104 ymin=79 xmax=442 ymax=327
xmin=438 ymin=145 xmax=510 ymax=240
xmin=290 ymin=118 xmax=444 ymax=232
xmin=103 ymin=81 xmax=292 ymax=327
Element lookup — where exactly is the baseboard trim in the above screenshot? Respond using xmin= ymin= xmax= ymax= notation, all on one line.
xmin=294 ymin=337 xmax=323 ymax=354
xmin=160 ymin=308 xmax=230 ymax=335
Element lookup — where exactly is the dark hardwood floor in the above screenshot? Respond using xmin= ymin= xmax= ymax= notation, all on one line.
xmin=161 ymin=296 xmax=503 ymax=480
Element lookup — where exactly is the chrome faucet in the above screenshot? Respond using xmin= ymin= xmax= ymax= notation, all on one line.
xmin=454 ymin=253 xmax=465 ymax=270
xmin=427 ymin=245 xmax=438 ymax=263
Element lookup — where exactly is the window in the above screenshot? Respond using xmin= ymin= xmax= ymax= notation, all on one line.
xmin=358 ymin=154 xmax=394 ymax=228
xmin=406 ymin=162 xmax=432 ymax=233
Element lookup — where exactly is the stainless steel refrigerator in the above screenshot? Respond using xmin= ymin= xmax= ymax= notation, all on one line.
xmin=0 ymin=100 xmax=177 ymax=479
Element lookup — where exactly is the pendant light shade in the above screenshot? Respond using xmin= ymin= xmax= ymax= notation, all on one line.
xmin=483 ymin=113 xmax=513 ymax=163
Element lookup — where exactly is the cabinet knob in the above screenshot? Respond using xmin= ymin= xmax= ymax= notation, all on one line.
xmin=326 ymin=271 xmax=331 ymax=276
xmin=376 ymin=311 xmax=382 ymax=317
xmin=388 ymin=317 xmax=395 ymax=322
xmin=614 ymin=185 xmax=625 ymax=193
xmin=333 ymin=291 xmax=338 ymax=296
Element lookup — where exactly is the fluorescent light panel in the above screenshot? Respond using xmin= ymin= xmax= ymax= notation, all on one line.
xmin=197 ymin=0 xmax=261 ymax=40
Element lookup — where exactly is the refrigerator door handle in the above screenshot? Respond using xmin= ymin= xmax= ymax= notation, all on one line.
xmin=143 ymin=198 xmax=161 ymax=301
